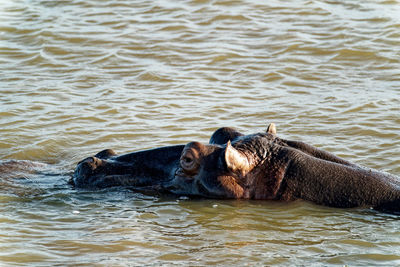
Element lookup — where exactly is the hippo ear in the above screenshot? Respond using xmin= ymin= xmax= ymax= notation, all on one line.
xmin=266 ymin=123 xmax=277 ymax=135
xmin=225 ymin=141 xmax=250 ymax=176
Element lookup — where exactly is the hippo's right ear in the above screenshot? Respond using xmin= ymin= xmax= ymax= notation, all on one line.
xmin=266 ymin=123 xmax=277 ymax=135
xmin=225 ymin=141 xmax=251 ymax=177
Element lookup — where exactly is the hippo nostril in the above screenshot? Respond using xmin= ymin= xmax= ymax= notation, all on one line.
xmin=75 ymin=156 xmax=104 ymax=177
xmin=82 ymin=157 xmax=99 ymax=169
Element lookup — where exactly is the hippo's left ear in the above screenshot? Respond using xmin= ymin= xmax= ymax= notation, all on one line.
xmin=225 ymin=141 xmax=251 ymax=176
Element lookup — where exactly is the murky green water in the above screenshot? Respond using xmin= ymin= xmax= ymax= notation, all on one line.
xmin=1 ymin=0 xmax=400 ymax=265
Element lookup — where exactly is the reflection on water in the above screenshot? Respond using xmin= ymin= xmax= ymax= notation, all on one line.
xmin=0 ymin=0 xmax=399 ymax=265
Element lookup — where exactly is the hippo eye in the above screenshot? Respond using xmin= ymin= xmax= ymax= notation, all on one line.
xmin=183 ymin=156 xmax=192 ymax=164
xmin=180 ymin=151 xmax=199 ymax=173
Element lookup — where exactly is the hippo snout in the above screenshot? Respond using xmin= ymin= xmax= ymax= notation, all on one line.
xmin=71 ymin=156 xmax=105 ymax=187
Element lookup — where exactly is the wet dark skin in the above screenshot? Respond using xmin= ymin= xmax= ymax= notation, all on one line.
xmin=72 ymin=124 xmax=400 ymax=213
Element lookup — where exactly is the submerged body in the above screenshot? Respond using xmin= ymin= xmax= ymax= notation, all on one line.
xmin=72 ymin=125 xmax=400 ymax=213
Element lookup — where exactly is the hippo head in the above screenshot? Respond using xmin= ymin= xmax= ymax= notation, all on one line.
xmin=167 ymin=133 xmax=286 ymax=199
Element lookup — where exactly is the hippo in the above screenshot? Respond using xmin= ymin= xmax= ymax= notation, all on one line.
xmin=72 ymin=124 xmax=400 ymax=213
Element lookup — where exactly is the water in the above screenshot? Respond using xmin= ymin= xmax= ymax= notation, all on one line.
xmin=1 ymin=0 xmax=399 ymax=265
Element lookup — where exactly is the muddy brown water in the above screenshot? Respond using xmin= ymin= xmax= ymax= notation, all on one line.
xmin=1 ymin=0 xmax=400 ymax=265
